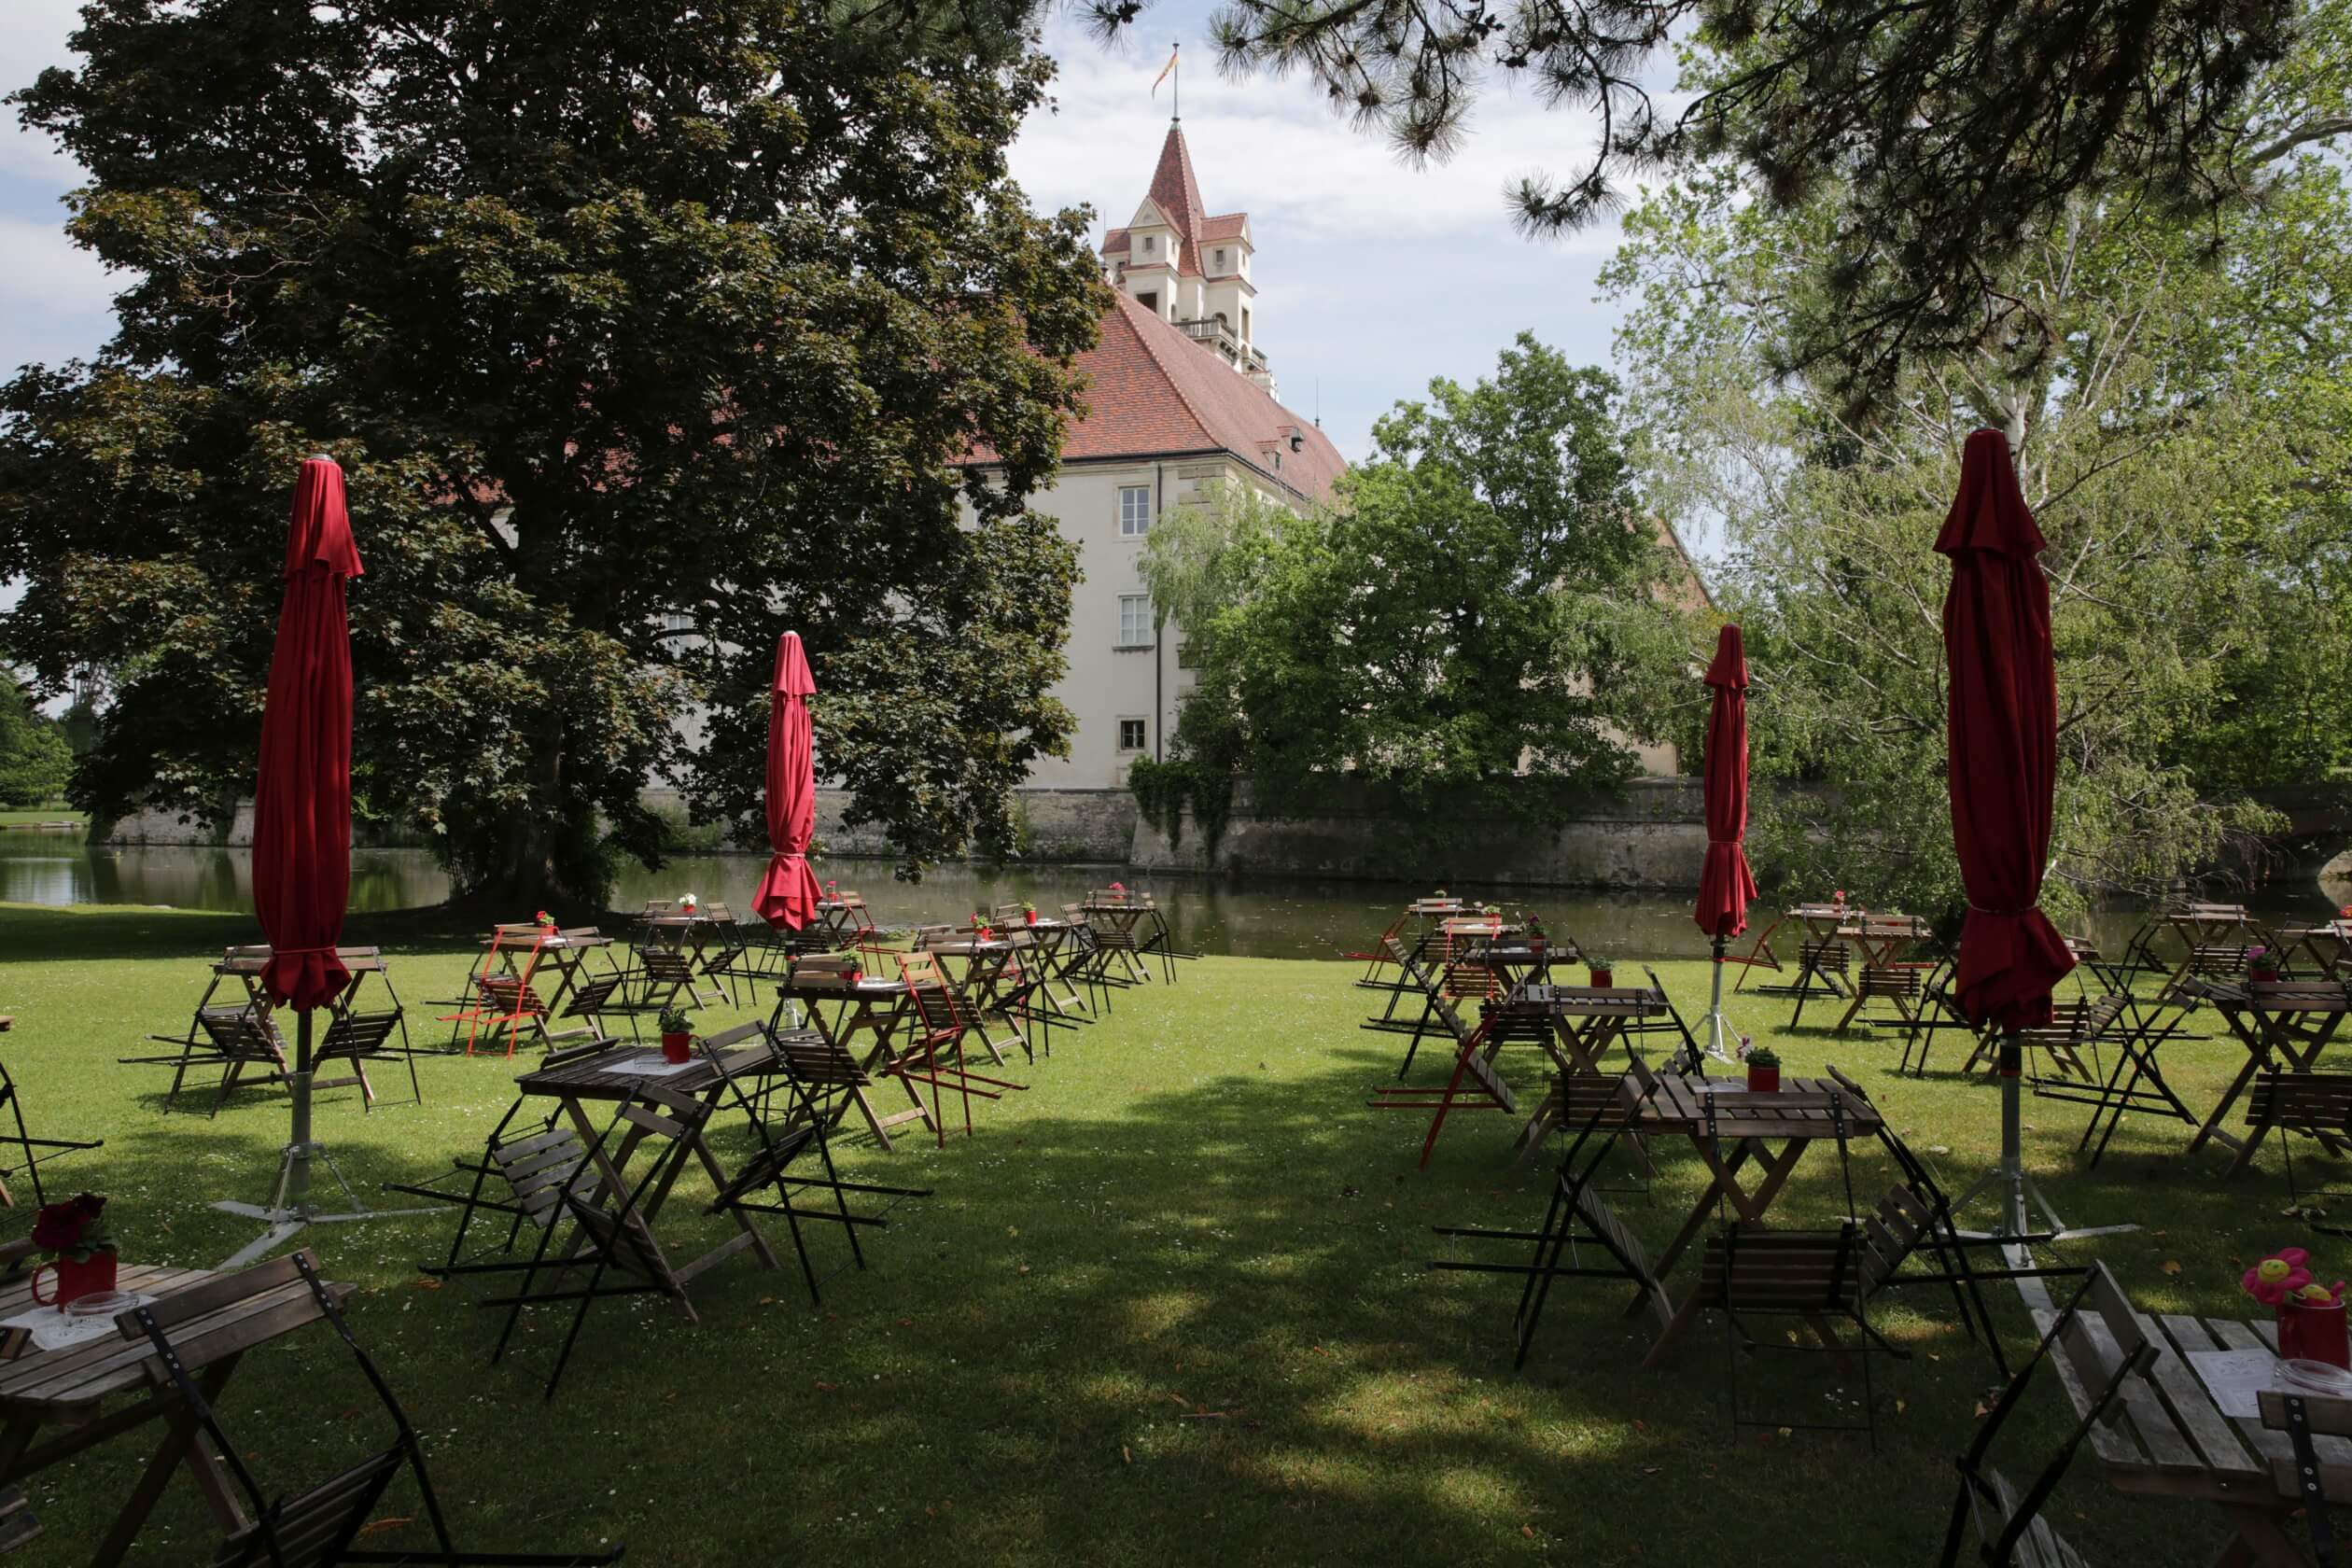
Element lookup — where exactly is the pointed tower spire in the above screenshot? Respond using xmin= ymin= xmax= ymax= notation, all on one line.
xmin=1147 ymin=122 xmax=1206 ymax=254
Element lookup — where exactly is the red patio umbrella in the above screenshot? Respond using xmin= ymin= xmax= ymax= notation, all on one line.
xmin=1939 ymin=427 xmax=2078 ymax=1252
xmin=253 ymin=454 xmax=362 ymax=1214
xmin=1692 ymin=623 xmax=1759 ymax=1060
xmin=1939 ymin=428 xmax=2074 ymax=1029
xmin=753 ymin=631 xmax=823 ymax=931
xmin=1694 ymin=623 xmax=1758 ymax=941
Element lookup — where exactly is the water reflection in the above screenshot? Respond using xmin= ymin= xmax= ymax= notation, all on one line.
xmin=1 ymin=829 xmax=2345 ymax=963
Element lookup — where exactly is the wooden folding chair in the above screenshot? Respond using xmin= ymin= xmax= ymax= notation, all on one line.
xmin=1367 ymin=989 xmax=1522 ymax=1169
xmin=1431 ymin=1057 xmax=1674 ymax=1367
xmin=0 ymin=1049 xmax=99 ymax=1209
xmin=765 ymin=1018 xmax=938 ymax=1152
xmin=483 ymin=1088 xmax=713 ymax=1401
xmin=123 ymin=1249 xmax=623 ymax=1565
xmin=2251 ymin=1070 xmax=2352 ymax=1222
xmin=388 ymin=1047 xmax=619 ymax=1279
xmin=131 ymin=1005 xmax=289 ymax=1115
xmin=1939 ymin=1264 xmax=2150 ymax=1567
xmin=699 ymin=1027 xmax=931 ymax=1307
xmin=309 ymin=1009 xmax=417 ymax=1112
xmin=892 ymin=952 xmax=1027 ymax=1144
xmin=1653 ymin=1087 xmax=1900 ymax=1444
xmin=1897 ymin=955 xmax=1988 ymax=1076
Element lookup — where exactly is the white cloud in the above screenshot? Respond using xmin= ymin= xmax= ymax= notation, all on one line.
xmin=0 ymin=0 xmax=91 ymax=188
xmin=0 ymin=214 xmax=113 ymax=314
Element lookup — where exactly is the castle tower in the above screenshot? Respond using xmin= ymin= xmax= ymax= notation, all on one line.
xmin=1099 ymin=122 xmax=1272 ymax=397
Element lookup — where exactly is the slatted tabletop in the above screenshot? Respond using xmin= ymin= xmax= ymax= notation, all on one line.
xmin=1519 ymin=983 xmax=1667 ymax=1019
xmin=1635 ymin=1073 xmax=1886 ymax=1140
xmin=514 ymin=1040 xmax=781 ymax=1104
xmin=0 ymin=1263 xmax=353 ymax=1413
xmin=2034 ymin=1304 xmax=2352 ymax=1564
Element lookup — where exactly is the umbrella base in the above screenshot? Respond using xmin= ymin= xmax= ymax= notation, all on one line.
xmin=214 ymin=1138 xmax=435 ymax=1269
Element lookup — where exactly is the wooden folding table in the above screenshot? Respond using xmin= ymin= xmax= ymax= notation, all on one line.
xmin=0 ymin=1261 xmax=355 ymax=1565
xmin=2179 ymin=976 xmax=2352 ymax=1174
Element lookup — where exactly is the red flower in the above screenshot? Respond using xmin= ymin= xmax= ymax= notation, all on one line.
xmin=32 ymin=1193 xmax=103 ymax=1253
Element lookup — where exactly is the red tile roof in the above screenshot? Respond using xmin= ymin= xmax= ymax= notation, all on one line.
xmin=967 ymin=292 xmax=1344 ymax=503
xmin=1200 ymin=213 xmax=1248 ymax=241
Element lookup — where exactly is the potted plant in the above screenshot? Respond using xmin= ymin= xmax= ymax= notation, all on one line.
xmin=1022 ymin=902 xmax=1038 ymax=927
xmin=1527 ymin=917 xmax=1547 ymax=957
xmin=534 ymin=908 xmax=555 ymax=931
xmin=657 ymin=1004 xmax=695 ymax=1065
xmin=677 ymin=891 xmax=699 ymax=916
xmin=1587 ymin=955 xmax=1614 ymax=988
xmin=2247 ymin=945 xmax=2282 ymax=985
xmin=31 ymin=1193 xmax=118 ymax=1309
xmin=1743 ymin=1043 xmax=1782 ymax=1093
xmin=1108 ymin=880 xmax=1128 ymax=904
xmin=972 ymin=910 xmax=996 ymax=942
xmin=2246 ymin=1248 xmax=2351 ymax=1368
xmin=824 ymin=878 xmax=839 ymax=901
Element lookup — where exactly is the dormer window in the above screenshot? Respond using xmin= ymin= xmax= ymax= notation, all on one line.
xmin=1141 ymin=236 xmax=1154 ymax=254
xmin=1214 ymin=249 xmax=1225 ymax=271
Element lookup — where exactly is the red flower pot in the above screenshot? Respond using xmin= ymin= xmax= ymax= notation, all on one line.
xmin=661 ymin=1031 xmax=693 ymax=1065
xmin=1747 ymin=1064 xmax=1781 ymax=1093
xmin=1025 ymin=911 xmax=1037 ymax=926
xmin=1589 ymin=968 xmax=1613 ymax=988
xmin=1530 ymin=937 xmax=1547 ymax=957
xmin=33 ymin=1251 xmax=118 ymax=1310
xmin=2250 ymin=965 xmax=2281 ymax=986
xmin=2282 ymin=1300 xmax=2352 ymax=1369
xmin=845 ymin=969 xmax=862 ymax=987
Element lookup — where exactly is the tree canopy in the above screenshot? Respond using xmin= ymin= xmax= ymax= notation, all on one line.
xmin=2 ymin=0 xmax=1104 ymax=904
xmin=0 ymin=680 xmax=72 ymax=810
xmin=1605 ymin=143 xmax=2352 ymax=917
xmin=1142 ymin=334 xmax=1689 ymax=832
xmin=1088 ymin=0 xmax=2352 ymax=406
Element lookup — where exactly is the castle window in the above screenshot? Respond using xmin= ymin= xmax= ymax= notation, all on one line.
xmin=1118 ymin=594 xmax=1153 ymax=647
xmin=1119 ymin=484 xmax=1153 ymax=538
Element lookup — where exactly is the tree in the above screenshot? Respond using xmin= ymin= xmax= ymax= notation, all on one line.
xmin=1 ymin=0 xmax=1102 ymax=904
xmin=0 ymin=680 xmax=73 ymax=809
xmin=1603 ymin=149 xmax=2352 ymax=917
xmin=1088 ymin=0 xmax=2352 ymax=405
xmin=1144 ymin=334 xmax=1690 ymax=829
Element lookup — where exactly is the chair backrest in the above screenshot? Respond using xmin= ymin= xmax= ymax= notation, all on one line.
xmin=315 ymin=1012 xmax=399 ymax=1059
xmin=791 ymin=954 xmax=862 ymax=981
xmin=898 ymin=951 xmax=966 ymax=1033
xmin=2251 ymin=1069 xmax=2352 ymax=1130
xmin=195 ymin=1007 xmax=283 ymax=1060
xmin=1946 ymin=1262 xmax=2152 ymax=1566
xmin=911 ymin=924 xmax=956 ymax=951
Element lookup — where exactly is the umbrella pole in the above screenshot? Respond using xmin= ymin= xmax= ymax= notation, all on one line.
xmin=1953 ymin=1032 xmax=2137 ymax=1266
xmin=1706 ymin=935 xmax=1729 ymax=1059
xmin=216 ymin=1003 xmax=435 ymax=1269
xmin=286 ymin=1006 xmax=315 ymax=1212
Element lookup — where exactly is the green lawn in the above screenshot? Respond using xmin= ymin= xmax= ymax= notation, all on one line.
xmin=0 ymin=901 xmax=2323 ymax=1564
xmin=0 ymin=813 xmax=80 ymax=829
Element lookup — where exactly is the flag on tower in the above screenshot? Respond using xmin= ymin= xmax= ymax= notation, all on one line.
xmin=1152 ymin=44 xmax=1178 ymax=98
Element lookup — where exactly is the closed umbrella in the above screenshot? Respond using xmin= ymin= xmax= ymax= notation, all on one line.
xmin=753 ymin=632 xmax=822 ymax=932
xmin=1937 ymin=428 xmax=2090 ymax=1255
xmin=1693 ymin=623 xmax=1759 ymax=1061
xmin=218 ymin=455 xmax=423 ymax=1266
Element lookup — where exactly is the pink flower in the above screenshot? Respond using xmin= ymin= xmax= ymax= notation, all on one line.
xmin=2246 ymin=1248 xmax=2317 ymax=1305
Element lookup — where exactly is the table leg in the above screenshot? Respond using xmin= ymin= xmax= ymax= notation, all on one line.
xmin=2212 ymin=1504 xmax=2314 ymax=1568
xmin=91 ymin=1381 xmax=231 ymax=1568
xmin=2188 ymin=1010 xmax=2272 ymax=1159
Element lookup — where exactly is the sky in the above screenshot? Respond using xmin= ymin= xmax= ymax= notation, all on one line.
xmin=0 ymin=0 xmax=1634 ymax=467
